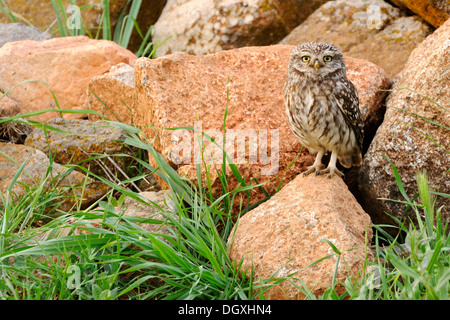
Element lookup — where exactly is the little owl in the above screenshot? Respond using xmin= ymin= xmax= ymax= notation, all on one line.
xmin=284 ymin=42 xmax=364 ymax=178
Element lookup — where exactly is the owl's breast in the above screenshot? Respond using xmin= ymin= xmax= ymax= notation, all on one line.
xmin=285 ymin=80 xmax=355 ymax=154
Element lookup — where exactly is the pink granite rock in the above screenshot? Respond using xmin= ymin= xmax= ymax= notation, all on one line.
xmin=0 ymin=36 xmax=136 ymax=122
xmin=359 ymin=18 xmax=450 ymax=231
xmin=228 ymin=174 xmax=373 ymax=299
xmin=133 ymin=45 xmax=390 ymax=211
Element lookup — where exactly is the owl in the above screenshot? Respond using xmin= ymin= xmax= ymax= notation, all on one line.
xmin=284 ymin=42 xmax=364 ymax=178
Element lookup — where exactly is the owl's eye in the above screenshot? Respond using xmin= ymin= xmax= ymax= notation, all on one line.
xmin=323 ymin=56 xmax=333 ymax=62
xmin=301 ymin=56 xmax=310 ymax=62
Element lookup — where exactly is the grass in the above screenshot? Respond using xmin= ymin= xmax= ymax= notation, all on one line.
xmin=0 ymin=115 xmax=282 ymax=300
xmin=0 ymin=103 xmax=448 ymax=300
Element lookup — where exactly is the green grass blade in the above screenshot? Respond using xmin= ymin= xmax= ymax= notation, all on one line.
xmin=114 ymin=0 xmax=142 ymax=49
xmin=50 ymin=0 xmax=68 ymax=37
xmin=382 ymin=153 xmax=411 ymax=203
xmin=0 ymin=0 xmax=17 ymax=22
xmin=0 ymin=234 xmax=117 ymax=261
xmin=101 ymin=0 xmax=111 ymax=40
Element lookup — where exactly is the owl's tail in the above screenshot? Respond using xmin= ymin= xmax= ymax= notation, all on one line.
xmin=338 ymin=153 xmax=363 ymax=168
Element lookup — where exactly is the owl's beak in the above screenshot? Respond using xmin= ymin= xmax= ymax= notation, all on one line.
xmin=314 ymin=60 xmax=321 ymax=71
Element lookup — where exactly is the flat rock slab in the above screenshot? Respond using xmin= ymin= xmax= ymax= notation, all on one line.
xmin=0 ymin=23 xmax=51 ymax=48
xmin=0 ymin=142 xmax=110 ymax=213
xmin=25 ymin=118 xmax=138 ymax=178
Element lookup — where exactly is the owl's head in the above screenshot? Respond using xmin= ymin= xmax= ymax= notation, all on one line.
xmin=288 ymin=42 xmax=346 ymax=81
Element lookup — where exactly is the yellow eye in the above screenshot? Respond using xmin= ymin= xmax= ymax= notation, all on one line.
xmin=323 ymin=56 xmax=332 ymax=62
xmin=301 ymin=56 xmax=310 ymax=62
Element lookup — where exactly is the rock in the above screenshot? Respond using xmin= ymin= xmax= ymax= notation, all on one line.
xmin=24 ymin=118 xmax=138 ymax=179
xmin=390 ymin=0 xmax=449 ymax=28
xmin=119 ymin=191 xmax=177 ymax=238
xmin=279 ymin=0 xmax=432 ymax=78
xmin=359 ymin=18 xmax=450 ymax=231
xmin=0 ymin=23 xmax=51 ymax=48
xmin=0 ymin=36 xmax=137 ymax=122
xmin=227 ymin=174 xmax=373 ymax=300
xmin=0 ymin=142 xmax=110 ymax=213
xmin=88 ymin=63 xmax=135 ymax=124
xmin=344 ymin=56 xmax=391 ymax=152
xmin=152 ymin=0 xmax=329 ymax=57
xmin=272 ymin=0 xmax=331 ymax=31
xmin=133 ymin=45 xmax=390 ymax=212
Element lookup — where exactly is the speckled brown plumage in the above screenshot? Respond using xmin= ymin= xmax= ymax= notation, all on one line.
xmin=284 ymin=42 xmax=364 ymax=178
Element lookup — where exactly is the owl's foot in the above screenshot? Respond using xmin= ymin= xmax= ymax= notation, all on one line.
xmin=302 ymin=164 xmax=325 ymax=177
xmin=317 ymin=151 xmax=344 ymax=178
xmin=302 ymin=151 xmax=325 ymax=177
xmin=317 ymin=166 xmax=344 ymax=179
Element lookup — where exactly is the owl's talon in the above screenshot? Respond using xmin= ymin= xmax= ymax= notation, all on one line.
xmin=317 ymin=167 xmax=344 ymax=178
xmin=302 ymin=170 xmax=313 ymax=177
xmin=302 ymin=164 xmax=325 ymax=177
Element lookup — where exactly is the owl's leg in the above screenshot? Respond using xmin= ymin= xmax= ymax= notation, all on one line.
xmin=302 ymin=150 xmax=325 ymax=177
xmin=318 ymin=151 xmax=344 ymax=178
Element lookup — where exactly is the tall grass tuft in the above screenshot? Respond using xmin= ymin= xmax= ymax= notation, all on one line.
xmin=343 ymin=168 xmax=449 ymax=300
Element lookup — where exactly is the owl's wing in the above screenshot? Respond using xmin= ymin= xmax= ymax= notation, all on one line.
xmin=332 ymin=79 xmax=364 ymax=150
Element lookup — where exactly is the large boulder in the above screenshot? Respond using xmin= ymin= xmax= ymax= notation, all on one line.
xmin=390 ymin=0 xmax=449 ymax=28
xmin=359 ymin=18 xmax=450 ymax=231
xmin=228 ymin=174 xmax=373 ymax=299
xmin=0 ymin=36 xmax=136 ymax=122
xmin=279 ymin=0 xmax=432 ymax=78
xmin=152 ymin=0 xmax=329 ymax=57
xmin=133 ymin=45 xmax=390 ymax=212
